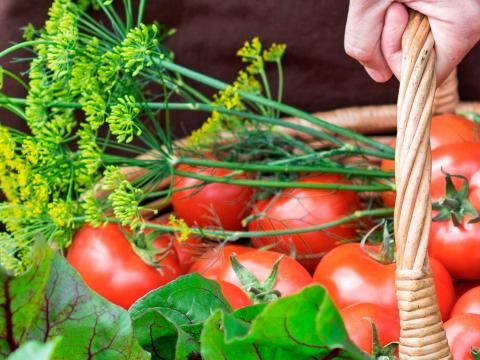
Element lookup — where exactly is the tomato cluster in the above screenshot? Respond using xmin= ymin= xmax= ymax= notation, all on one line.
xmin=66 ymin=113 xmax=480 ymax=357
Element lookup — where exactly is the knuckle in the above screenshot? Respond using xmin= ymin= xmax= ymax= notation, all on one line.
xmin=344 ymin=40 xmax=374 ymax=64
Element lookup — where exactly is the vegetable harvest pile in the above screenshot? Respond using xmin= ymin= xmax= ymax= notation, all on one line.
xmin=0 ymin=1 xmax=480 ymax=359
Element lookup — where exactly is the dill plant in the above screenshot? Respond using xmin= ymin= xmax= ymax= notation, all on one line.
xmin=0 ymin=0 xmax=395 ymax=273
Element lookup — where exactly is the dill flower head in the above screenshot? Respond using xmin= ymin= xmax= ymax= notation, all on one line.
xmin=106 ymin=95 xmax=142 ymax=143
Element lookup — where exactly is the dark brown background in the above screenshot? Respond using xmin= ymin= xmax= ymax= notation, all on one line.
xmin=1 ymin=0 xmax=479 ymax=137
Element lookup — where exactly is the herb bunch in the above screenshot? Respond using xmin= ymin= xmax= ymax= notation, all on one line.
xmin=0 ymin=0 xmax=394 ymax=273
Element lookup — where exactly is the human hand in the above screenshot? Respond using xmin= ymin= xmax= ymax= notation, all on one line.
xmin=344 ymin=0 xmax=480 ymax=85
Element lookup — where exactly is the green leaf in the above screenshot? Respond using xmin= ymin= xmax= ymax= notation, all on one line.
xmin=129 ymin=273 xmax=232 ymax=359
xmin=28 ymin=254 xmax=149 ymax=360
xmin=472 ymin=347 xmax=480 ymax=360
xmin=0 ymin=248 xmax=53 ymax=357
xmin=233 ymin=304 xmax=266 ymax=323
xmin=7 ymin=338 xmax=61 ymax=360
xmin=201 ymin=285 xmax=370 ymax=360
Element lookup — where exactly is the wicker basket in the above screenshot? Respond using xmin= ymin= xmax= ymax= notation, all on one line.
xmin=120 ymin=10 xmax=480 ymax=359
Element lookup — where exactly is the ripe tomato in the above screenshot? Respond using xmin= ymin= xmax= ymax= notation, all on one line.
xmin=451 ymin=286 xmax=480 ymax=318
xmin=429 ymin=143 xmax=480 ymax=280
xmin=171 ymin=164 xmax=254 ymax=231
xmin=188 ymin=244 xmax=251 ymax=280
xmin=430 ymin=142 xmax=480 ymax=206
xmin=248 ymin=174 xmax=361 ymax=272
xmin=429 ymin=114 xmax=477 ymax=151
xmin=429 ymin=221 xmax=480 ymax=280
xmin=217 ymin=280 xmax=253 ymax=310
xmin=67 ymin=224 xmax=181 ymax=309
xmin=313 ymin=243 xmax=455 ymax=321
xmin=153 ymin=215 xmax=212 ymax=273
xmin=444 ymin=314 xmax=480 ymax=360
xmin=218 ymin=250 xmax=313 ymax=297
xmin=340 ymin=303 xmax=400 ymax=354
xmin=173 ymin=237 xmax=211 ymax=273
xmin=380 ymin=114 xmax=478 ymax=208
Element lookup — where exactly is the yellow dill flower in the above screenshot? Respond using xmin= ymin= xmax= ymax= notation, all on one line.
xmin=187 ymin=111 xmax=222 ymax=148
xmin=246 ymin=57 xmax=264 ymax=75
xmin=0 ymin=126 xmax=16 ymax=161
xmin=48 ymin=199 xmax=75 ymax=229
xmin=237 ymin=37 xmax=262 ymax=61
xmin=109 ymin=180 xmax=146 ymax=231
xmin=0 ymin=233 xmax=30 ymax=275
xmin=263 ymin=43 xmax=287 ymax=62
xmin=102 ymin=166 xmax=125 ymax=190
xmin=77 ymin=124 xmax=102 ymax=177
xmin=236 ymin=37 xmax=266 ymax=75
xmin=168 ymin=214 xmax=191 ymax=242
xmin=121 ymin=24 xmax=159 ymax=76
xmin=81 ymin=190 xmax=104 ymax=227
xmin=234 ymin=71 xmax=262 ymax=95
xmin=106 ymin=95 xmax=141 ymax=143
xmin=213 ymin=85 xmax=244 ymax=110
xmin=79 ymin=90 xmax=106 ymax=130
xmin=22 ymin=23 xmax=37 ymax=41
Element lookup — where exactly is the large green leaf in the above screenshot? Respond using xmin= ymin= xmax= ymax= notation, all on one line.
xmin=0 ymin=248 xmax=52 ymax=357
xmin=201 ymin=285 xmax=371 ymax=360
xmin=7 ymin=338 xmax=61 ymax=360
xmin=28 ymin=254 xmax=150 ymax=360
xmin=130 ymin=273 xmax=231 ymax=360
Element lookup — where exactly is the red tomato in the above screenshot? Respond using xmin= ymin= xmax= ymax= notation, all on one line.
xmin=153 ymin=215 xmax=211 ymax=273
xmin=67 ymin=224 xmax=181 ymax=309
xmin=429 ymin=114 xmax=477 ymax=151
xmin=217 ymin=280 xmax=253 ymax=310
xmin=248 ymin=174 xmax=361 ymax=272
xmin=218 ymin=250 xmax=313 ymax=297
xmin=340 ymin=303 xmax=400 ymax=354
xmin=451 ymin=286 xmax=480 ymax=318
xmin=445 ymin=314 xmax=480 ymax=360
xmin=380 ymin=114 xmax=478 ymax=208
xmin=313 ymin=243 xmax=455 ymax=321
xmin=430 ymin=142 xmax=480 ymax=206
xmin=171 ymin=164 xmax=254 ymax=231
xmin=173 ymin=237 xmax=211 ymax=273
xmin=188 ymin=244 xmax=251 ymax=280
xmin=429 ymin=143 xmax=480 ymax=280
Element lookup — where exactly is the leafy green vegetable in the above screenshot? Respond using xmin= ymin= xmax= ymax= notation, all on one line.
xmin=0 ymin=248 xmax=53 ymax=356
xmin=201 ymin=286 xmax=370 ymax=360
xmin=7 ymin=338 xmax=61 ymax=360
xmin=29 ymin=254 xmax=149 ymax=359
xmin=0 ymin=248 xmax=149 ymax=359
xmin=129 ymin=273 xmax=231 ymax=359
xmin=130 ymin=275 xmax=368 ymax=360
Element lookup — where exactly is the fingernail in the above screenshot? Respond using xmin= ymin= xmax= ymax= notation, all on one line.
xmin=365 ymin=67 xmax=392 ymax=83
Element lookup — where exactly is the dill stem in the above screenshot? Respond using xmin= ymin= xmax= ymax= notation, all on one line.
xmin=176 ymin=157 xmax=394 ymax=178
xmin=108 ymin=208 xmax=394 ymax=240
xmin=173 ymin=169 xmax=393 ymax=192
xmin=155 ymin=59 xmax=394 ymax=157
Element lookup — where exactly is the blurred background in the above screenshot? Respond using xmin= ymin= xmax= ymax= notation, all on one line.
xmin=1 ymin=0 xmax=479 ymax=137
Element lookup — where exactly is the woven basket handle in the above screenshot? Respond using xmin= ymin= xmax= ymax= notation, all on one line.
xmin=394 ymin=11 xmax=452 ymax=359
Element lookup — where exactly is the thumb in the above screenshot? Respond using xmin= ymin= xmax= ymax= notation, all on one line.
xmin=381 ymin=2 xmax=409 ymax=80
